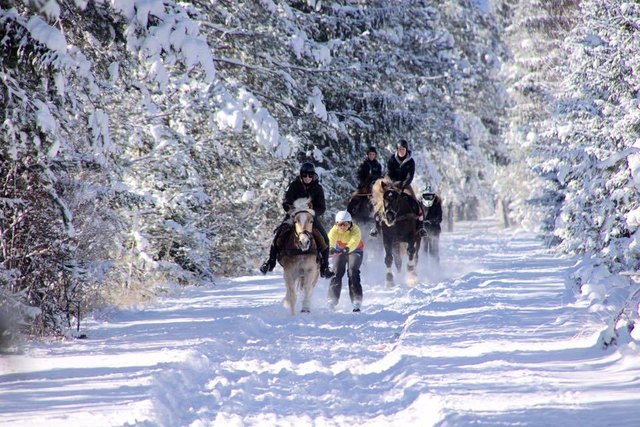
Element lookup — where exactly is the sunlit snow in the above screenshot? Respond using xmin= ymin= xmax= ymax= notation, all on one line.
xmin=2 ymin=220 xmax=639 ymax=426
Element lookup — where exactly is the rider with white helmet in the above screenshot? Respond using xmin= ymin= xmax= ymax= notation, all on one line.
xmin=419 ymin=184 xmax=443 ymax=266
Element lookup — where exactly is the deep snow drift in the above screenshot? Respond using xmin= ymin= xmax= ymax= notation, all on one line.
xmin=1 ymin=219 xmax=640 ymax=426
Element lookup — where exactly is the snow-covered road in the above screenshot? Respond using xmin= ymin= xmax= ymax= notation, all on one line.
xmin=2 ymin=219 xmax=640 ymax=426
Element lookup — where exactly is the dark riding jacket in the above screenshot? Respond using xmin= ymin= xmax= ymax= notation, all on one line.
xmin=282 ymin=176 xmax=327 ymax=218
xmin=356 ymin=158 xmax=382 ymax=190
xmin=386 ymin=151 xmax=415 ymax=188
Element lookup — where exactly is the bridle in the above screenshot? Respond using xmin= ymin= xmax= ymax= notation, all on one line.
xmin=383 ymin=187 xmax=403 ymax=226
xmin=293 ymin=210 xmax=314 ymax=252
xmin=383 ymin=186 xmax=416 ymax=226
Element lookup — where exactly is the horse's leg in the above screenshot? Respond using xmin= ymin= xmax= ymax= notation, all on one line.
xmin=300 ymin=272 xmax=312 ymax=313
xmin=393 ymin=242 xmax=402 ymax=272
xmin=406 ymin=233 xmax=418 ymax=287
xmin=383 ymin=232 xmax=394 ymax=287
xmin=300 ymin=274 xmax=311 ymax=313
xmin=301 ymin=258 xmax=319 ymax=313
xmin=407 ymin=236 xmax=416 ymax=272
xmin=283 ymin=268 xmax=297 ymax=315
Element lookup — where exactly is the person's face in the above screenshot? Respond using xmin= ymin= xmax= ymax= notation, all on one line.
xmin=397 ymin=146 xmax=407 ymax=156
xmin=301 ymin=172 xmax=314 ymax=184
xmin=367 ymin=152 xmax=376 ymax=161
xmin=337 ymin=221 xmax=350 ymax=230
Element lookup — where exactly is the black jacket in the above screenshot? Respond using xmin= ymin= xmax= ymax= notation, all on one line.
xmin=282 ymin=176 xmax=326 ymax=218
xmin=386 ymin=151 xmax=415 ymax=188
xmin=356 ymin=158 xmax=383 ymax=189
xmin=423 ymin=195 xmax=443 ymax=235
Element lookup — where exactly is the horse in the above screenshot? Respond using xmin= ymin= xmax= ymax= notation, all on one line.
xmin=371 ymin=178 xmax=421 ymax=287
xmin=276 ymin=198 xmax=321 ymax=315
xmin=347 ymin=188 xmax=374 ymax=225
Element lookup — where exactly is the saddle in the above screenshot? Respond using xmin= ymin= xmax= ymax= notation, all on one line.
xmin=275 ymin=223 xmax=318 ymax=261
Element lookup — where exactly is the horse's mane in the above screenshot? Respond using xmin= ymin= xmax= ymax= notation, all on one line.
xmin=291 ymin=197 xmax=315 ymax=217
xmin=371 ymin=177 xmax=392 ymax=216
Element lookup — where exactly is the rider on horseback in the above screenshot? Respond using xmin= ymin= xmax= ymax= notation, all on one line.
xmin=370 ymin=139 xmax=423 ymax=236
xmin=386 ymin=139 xmax=416 ymax=196
xmin=356 ymin=146 xmax=383 ymax=192
xmin=260 ymin=162 xmax=335 ymax=279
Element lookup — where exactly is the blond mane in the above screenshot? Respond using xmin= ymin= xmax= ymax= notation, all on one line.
xmin=371 ymin=176 xmax=393 ymax=218
xmin=291 ymin=197 xmax=315 ymax=217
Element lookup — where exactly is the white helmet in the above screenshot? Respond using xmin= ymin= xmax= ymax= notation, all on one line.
xmin=335 ymin=210 xmax=352 ymax=223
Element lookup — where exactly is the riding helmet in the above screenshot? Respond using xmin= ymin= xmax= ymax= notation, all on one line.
xmin=366 ymin=146 xmax=377 ymax=154
xmin=299 ymin=162 xmax=316 ymax=176
xmin=335 ymin=210 xmax=352 ymax=223
xmin=397 ymin=139 xmax=409 ymax=149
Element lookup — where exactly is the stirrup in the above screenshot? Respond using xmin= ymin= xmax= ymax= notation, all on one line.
xmin=369 ymin=227 xmax=378 ymax=237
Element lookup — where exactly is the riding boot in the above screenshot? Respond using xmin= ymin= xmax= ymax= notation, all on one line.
xmin=259 ymin=244 xmax=278 ymax=274
xmin=319 ymin=248 xmax=335 ymax=279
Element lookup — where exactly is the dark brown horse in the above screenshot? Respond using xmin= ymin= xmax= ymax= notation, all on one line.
xmin=371 ymin=178 xmax=421 ymax=287
xmin=277 ymin=198 xmax=320 ymax=314
xmin=347 ymin=189 xmax=374 ymax=225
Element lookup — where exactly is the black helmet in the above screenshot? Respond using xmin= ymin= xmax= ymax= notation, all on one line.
xmin=366 ymin=146 xmax=377 ymax=154
xmin=300 ymin=162 xmax=316 ymax=176
xmin=397 ymin=139 xmax=409 ymax=149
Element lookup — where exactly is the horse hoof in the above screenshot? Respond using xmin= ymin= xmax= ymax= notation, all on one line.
xmin=301 ymin=307 xmax=311 ymax=314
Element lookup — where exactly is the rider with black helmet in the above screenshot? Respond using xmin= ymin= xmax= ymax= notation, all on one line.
xmin=260 ymin=162 xmax=335 ymax=278
xmin=386 ymin=139 xmax=415 ymax=191
xmin=370 ymin=139 xmax=422 ymax=237
xmin=356 ymin=146 xmax=383 ymax=192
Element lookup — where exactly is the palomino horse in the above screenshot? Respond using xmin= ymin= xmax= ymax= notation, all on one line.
xmin=371 ymin=178 xmax=421 ymax=287
xmin=277 ymin=198 xmax=320 ymax=315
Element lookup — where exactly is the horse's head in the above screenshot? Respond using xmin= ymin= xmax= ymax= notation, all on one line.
xmin=382 ymin=186 xmax=403 ymax=225
xmin=293 ymin=210 xmax=314 ymax=252
xmin=290 ymin=197 xmax=315 ymax=252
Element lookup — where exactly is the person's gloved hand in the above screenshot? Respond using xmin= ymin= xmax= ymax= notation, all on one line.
xmin=343 ymin=246 xmax=350 ymax=254
xmin=329 ymin=248 xmax=337 ymax=255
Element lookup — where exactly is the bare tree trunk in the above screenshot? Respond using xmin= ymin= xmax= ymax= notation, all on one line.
xmin=446 ymin=201 xmax=454 ymax=232
xmin=500 ymin=198 xmax=511 ymax=229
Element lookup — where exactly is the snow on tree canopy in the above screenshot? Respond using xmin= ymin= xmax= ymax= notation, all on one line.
xmin=27 ymin=16 xmax=66 ymax=53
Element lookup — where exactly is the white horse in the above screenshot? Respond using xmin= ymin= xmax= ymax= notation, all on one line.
xmin=279 ymin=198 xmax=320 ymax=315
